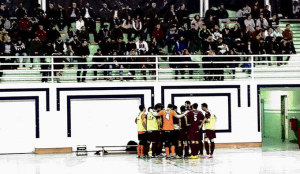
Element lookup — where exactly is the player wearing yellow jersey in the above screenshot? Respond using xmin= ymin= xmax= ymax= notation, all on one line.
xmin=135 ymin=105 xmax=147 ymax=158
xmin=202 ymin=103 xmax=216 ymax=158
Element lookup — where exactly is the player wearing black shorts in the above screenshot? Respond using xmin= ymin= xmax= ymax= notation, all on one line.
xmin=202 ymin=103 xmax=217 ymax=158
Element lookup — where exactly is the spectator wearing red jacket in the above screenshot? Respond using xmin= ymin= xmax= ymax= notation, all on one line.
xmin=35 ymin=25 xmax=47 ymax=41
xmin=152 ymin=23 xmax=164 ymax=46
xmin=18 ymin=15 xmax=31 ymax=31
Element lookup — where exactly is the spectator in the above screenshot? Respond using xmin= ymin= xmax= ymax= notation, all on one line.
xmin=65 ymin=26 xmax=75 ymax=43
xmin=199 ymin=25 xmax=212 ymax=41
xmin=47 ymin=25 xmax=61 ymax=43
xmin=96 ymin=24 xmax=110 ymax=43
xmin=217 ymin=3 xmax=230 ymax=28
xmin=67 ymin=3 xmax=80 ymax=25
xmin=251 ymin=4 xmax=260 ymax=20
xmin=18 ymin=15 xmax=31 ymax=37
xmin=212 ymin=25 xmax=222 ymax=41
xmin=92 ymin=49 xmax=107 ymax=81
xmin=205 ymin=6 xmax=216 ymax=20
xmin=122 ymin=15 xmax=133 ymax=41
xmin=188 ymin=23 xmax=201 ymax=54
xmin=274 ymin=26 xmax=283 ymax=41
xmin=53 ymin=37 xmax=68 ymax=83
xmin=15 ymin=2 xmax=27 ymax=19
xmin=136 ymin=38 xmax=149 ymax=54
xmin=266 ymin=37 xmax=280 ymax=65
xmin=14 ymin=38 xmax=27 ymax=68
xmin=57 ymin=4 xmax=67 ymax=31
xmin=0 ymin=3 xmax=10 ymax=19
xmin=41 ymin=41 xmax=54 ymax=82
xmin=174 ymin=36 xmax=186 ymax=54
xmin=244 ymin=14 xmax=255 ymax=32
xmin=132 ymin=15 xmax=142 ymax=39
xmin=191 ymin=15 xmax=203 ymax=30
xmin=68 ymin=35 xmax=81 ymax=65
xmin=114 ymin=37 xmax=126 ymax=55
xmin=111 ymin=24 xmax=123 ymax=41
xmin=205 ymin=15 xmax=216 ymax=31
xmin=222 ymin=24 xmax=231 ymax=45
xmin=76 ymin=16 xmax=85 ymax=31
xmin=229 ymin=24 xmax=242 ymax=41
xmin=165 ymin=4 xmax=176 ymax=22
xmin=81 ymin=2 xmax=95 ymax=20
xmin=176 ymin=3 xmax=189 ymax=27
xmin=77 ymin=40 xmax=90 ymax=82
xmin=122 ymin=5 xmax=132 ymax=19
xmin=262 ymin=5 xmax=271 ymax=20
xmin=269 ymin=14 xmax=279 ymax=29
xmin=35 ymin=25 xmax=47 ymax=41
xmin=99 ymin=3 xmax=111 ymax=27
xmin=29 ymin=36 xmax=43 ymax=69
xmin=46 ymin=3 xmax=56 ymax=21
xmin=108 ymin=50 xmax=124 ymax=81
xmin=1 ymin=37 xmax=16 ymax=69
xmin=152 ymin=23 xmax=164 ymax=46
xmin=256 ymin=13 xmax=269 ymax=30
xmin=33 ymin=4 xmax=44 ymax=19
xmin=76 ymin=26 xmax=89 ymax=42
xmin=126 ymin=38 xmax=137 ymax=54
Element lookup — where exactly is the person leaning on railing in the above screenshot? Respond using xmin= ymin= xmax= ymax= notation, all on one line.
xmin=1 ymin=36 xmax=16 ymax=70
xmin=53 ymin=36 xmax=68 ymax=83
xmin=41 ymin=40 xmax=54 ymax=83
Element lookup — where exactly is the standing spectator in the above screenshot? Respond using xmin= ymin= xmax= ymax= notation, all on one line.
xmin=68 ymin=35 xmax=81 ymax=64
xmin=46 ymin=3 xmax=56 ymax=22
xmin=18 ymin=15 xmax=31 ymax=40
xmin=57 ymin=4 xmax=67 ymax=31
xmin=99 ymin=3 xmax=111 ymax=27
xmin=176 ymin=3 xmax=189 ymax=27
xmin=76 ymin=16 xmax=85 ymax=31
xmin=14 ymin=38 xmax=27 ymax=68
xmin=205 ymin=15 xmax=216 ymax=31
xmin=205 ymin=6 xmax=216 ymax=21
xmin=251 ymin=4 xmax=260 ymax=20
xmin=217 ymin=3 xmax=230 ymax=28
xmin=111 ymin=24 xmax=123 ymax=41
xmin=1 ymin=37 xmax=16 ymax=69
xmin=222 ymin=24 xmax=231 ymax=45
xmin=122 ymin=5 xmax=132 ymax=19
xmin=67 ymin=2 xmax=80 ymax=26
xmin=65 ymin=26 xmax=75 ymax=43
xmin=165 ymin=25 xmax=178 ymax=53
xmin=256 ymin=13 xmax=269 ymax=30
xmin=92 ymin=49 xmax=108 ymax=81
xmin=244 ymin=14 xmax=255 ymax=32
xmin=165 ymin=4 xmax=176 ymax=22
xmin=41 ymin=41 xmax=54 ymax=82
xmin=77 ymin=40 xmax=90 ymax=82
xmin=236 ymin=5 xmax=248 ymax=29
xmin=85 ymin=18 xmax=97 ymax=39
xmin=35 ymin=25 xmax=47 ymax=41
xmin=15 ymin=2 xmax=27 ymax=19
xmin=29 ymin=36 xmax=43 ymax=69
xmin=53 ymin=37 xmax=68 ymax=83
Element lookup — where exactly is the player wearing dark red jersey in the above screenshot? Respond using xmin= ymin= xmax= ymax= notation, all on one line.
xmin=186 ymin=103 xmax=205 ymax=159
xmin=175 ymin=105 xmax=189 ymax=158
xmin=185 ymin=101 xmax=192 ymax=110
xmin=202 ymin=103 xmax=216 ymax=158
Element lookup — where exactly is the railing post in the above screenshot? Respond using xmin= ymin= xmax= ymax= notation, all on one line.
xmin=51 ymin=56 xmax=54 ymax=83
xmin=251 ymin=55 xmax=254 ymax=81
xmin=155 ymin=56 xmax=159 ymax=82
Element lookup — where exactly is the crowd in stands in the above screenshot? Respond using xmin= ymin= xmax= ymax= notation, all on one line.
xmin=0 ymin=1 xmax=297 ymax=82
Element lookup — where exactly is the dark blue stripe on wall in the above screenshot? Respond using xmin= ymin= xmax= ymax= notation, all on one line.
xmin=257 ymin=84 xmax=300 ymax=132
xmin=57 ymin=87 xmax=154 ymax=111
xmin=248 ymin=85 xmax=251 ymax=107
xmin=0 ymin=88 xmax=49 ymax=111
xmin=0 ymin=96 xmax=40 ymax=138
xmin=171 ymin=93 xmax=232 ymax=133
xmin=66 ymin=94 xmax=144 ymax=137
xmin=161 ymin=85 xmax=241 ymax=107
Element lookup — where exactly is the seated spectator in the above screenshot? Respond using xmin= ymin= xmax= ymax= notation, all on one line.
xmin=99 ymin=3 xmax=111 ymax=27
xmin=81 ymin=2 xmax=95 ymax=20
xmin=92 ymin=49 xmax=108 ymax=81
xmin=108 ymin=50 xmax=124 ymax=81
xmin=41 ymin=41 xmax=54 ymax=82
xmin=15 ymin=2 xmax=27 ymax=19
xmin=205 ymin=15 xmax=216 ymax=31
xmin=122 ymin=5 xmax=132 ymax=19
xmin=266 ymin=37 xmax=280 ymax=65
xmin=217 ymin=3 xmax=230 ymax=28
xmin=0 ymin=3 xmax=10 ymax=19
xmin=174 ymin=36 xmax=186 ymax=54
xmin=256 ymin=13 xmax=269 ymax=30
xmin=76 ymin=16 xmax=85 ymax=31
xmin=126 ymin=38 xmax=137 ymax=54
xmin=14 ymin=38 xmax=27 ymax=68
xmin=114 ymin=37 xmax=126 ymax=55
xmin=205 ymin=5 xmax=217 ymax=21
xmin=229 ymin=24 xmax=242 ymax=41
xmin=35 ymin=25 xmax=47 ymax=41
xmin=244 ymin=14 xmax=255 ymax=32
xmin=96 ymin=24 xmax=110 ymax=43
xmin=46 ymin=3 xmax=56 ymax=21
xmin=262 ymin=5 xmax=271 ymax=20
xmin=67 ymin=3 xmax=80 ymax=25
xmin=273 ymin=26 xmax=283 ymax=41
xmin=65 ymin=26 xmax=75 ymax=43
xmin=47 ymin=25 xmax=61 ymax=43
xmin=33 ymin=4 xmax=44 ymax=19
xmin=265 ymin=27 xmax=275 ymax=41
xmin=76 ymin=26 xmax=89 ymax=42
xmin=29 ymin=36 xmax=43 ymax=68
xmin=212 ymin=25 xmax=222 ymax=41
xmin=191 ymin=15 xmax=203 ymax=30
xmin=111 ymin=24 xmax=123 ymax=41
xmin=152 ymin=23 xmax=164 ymax=47
xmin=136 ymin=38 xmax=149 ymax=55
xmin=222 ymin=24 xmax=231 ymax=45
xmin=122 ymin=15 xmax=133 ymax=41
xmin=148 ymin=37 xmax=159 ymax=55
xmin=236 ymin=5 xmax=249 ymax=29
xmin=269 ymin=14 xmax=279 ymax=29
xmin=251 ymin=4 xmax=260 ymax=20
xmin=176 ymin=3 xmax=189 ymax=27
xmin=282 ymin=24 xmax=296 ymax=54
xmin=132 ymin=15 xmax=142 ymax=39
xmin=199 ymin=25 xmax=212 ymax=41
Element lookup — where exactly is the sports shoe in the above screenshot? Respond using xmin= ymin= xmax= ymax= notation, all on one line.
xmin=175 ymin=155 xmax=181 ymax=159
xmin=188 ymin=155 xmax=198 ymax=159
xmin=170 ymin=155 xmax=176 ymax=159
xmin=166 ymin=156 xmax=171 ymax=160
xmin=209 ymin=155 xmax=213 ymax=158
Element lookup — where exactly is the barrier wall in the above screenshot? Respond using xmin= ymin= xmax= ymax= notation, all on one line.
xmin=0 ymin=80 xmax=300 ymax=153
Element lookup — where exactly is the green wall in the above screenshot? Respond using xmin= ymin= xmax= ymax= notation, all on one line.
xmin=261 ymin=89 xmax=300 ymax=143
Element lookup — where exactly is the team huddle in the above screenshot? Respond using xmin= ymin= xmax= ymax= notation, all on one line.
xmin=135 ymin=101 xmax=216 ymax=159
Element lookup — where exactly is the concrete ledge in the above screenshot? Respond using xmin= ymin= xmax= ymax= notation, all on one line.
xmin=35 ymin=147 xmax=72 ymax=154
xmin=216 ymin=142 xmax=262 ymax=148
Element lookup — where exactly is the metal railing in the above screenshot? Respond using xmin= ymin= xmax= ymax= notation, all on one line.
xmin=0 ymin=54 xmax=299 ymax=83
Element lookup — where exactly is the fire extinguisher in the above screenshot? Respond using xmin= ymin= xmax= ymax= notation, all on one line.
xmin=290 ymin=117 xmax=297 ymax=131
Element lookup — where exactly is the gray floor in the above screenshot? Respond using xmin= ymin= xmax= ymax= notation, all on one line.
xmin=0 ymin=144 xmax=299 ymax=174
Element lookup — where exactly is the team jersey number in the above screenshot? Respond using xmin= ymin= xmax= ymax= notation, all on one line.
xmin=193 ymin=113 xmax=198 ymax=121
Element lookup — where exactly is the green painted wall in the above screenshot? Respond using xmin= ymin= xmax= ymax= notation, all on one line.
xmin=261 ymin=89 xmax=300 ymax=143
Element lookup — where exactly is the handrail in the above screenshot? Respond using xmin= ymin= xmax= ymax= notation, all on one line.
xmin=0 ymin=54 xmax=299 ymax=82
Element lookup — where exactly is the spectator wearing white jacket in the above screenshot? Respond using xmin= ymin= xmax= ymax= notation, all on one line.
xmin=136 ymin=39 xmax=148 ymax=54
xmin=75 ymin=16 xmax=85 ymax=31
xmin=256 ymin=13 xmax=269 ymax=30
xmin=244 ymin=14 xmax=255 ymax=32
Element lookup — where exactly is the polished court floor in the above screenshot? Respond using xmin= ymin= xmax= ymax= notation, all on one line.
xmin=0 ymin=143 xmax=299 ymax=174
